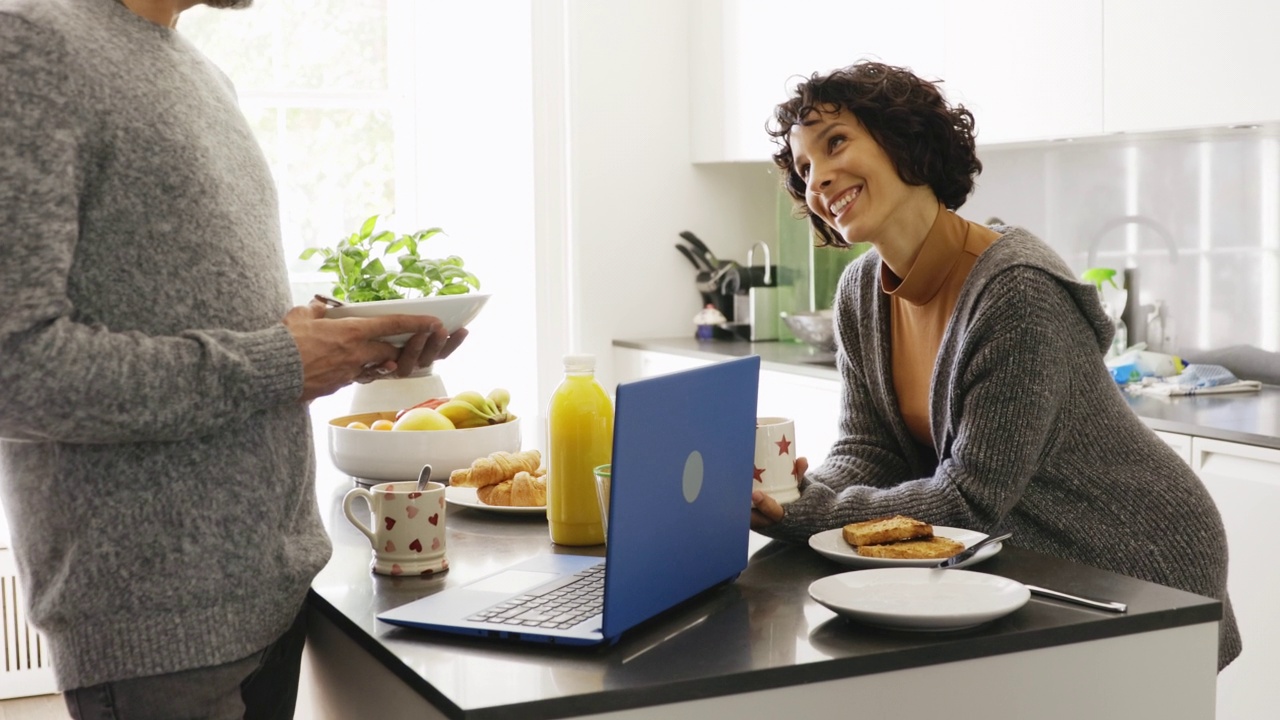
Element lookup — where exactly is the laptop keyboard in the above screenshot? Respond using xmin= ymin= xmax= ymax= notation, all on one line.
xmin=466 ymin=562 xmax=606 ymax=629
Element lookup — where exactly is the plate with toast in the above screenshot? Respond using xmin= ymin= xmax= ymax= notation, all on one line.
xmin=808 ymin=515 xmax=1001 ymax=569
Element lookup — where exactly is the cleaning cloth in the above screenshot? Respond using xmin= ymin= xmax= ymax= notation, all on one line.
xmin=1130 ymin=364 xmax=1262 ymax=397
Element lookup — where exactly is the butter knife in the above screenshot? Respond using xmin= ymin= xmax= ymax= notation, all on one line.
xmin=936 ymin=531 xmax=1013 ymax=568
xmin=1025 ymin=585 xmax=1128 ymax=613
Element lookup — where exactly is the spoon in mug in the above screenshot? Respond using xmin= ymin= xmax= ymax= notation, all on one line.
xmin=416 ymin=464 xmax=433 ymax=492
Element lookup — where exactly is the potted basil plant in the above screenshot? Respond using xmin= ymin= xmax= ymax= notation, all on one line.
xmin=299 ymin=214 xmax=481 ymax=302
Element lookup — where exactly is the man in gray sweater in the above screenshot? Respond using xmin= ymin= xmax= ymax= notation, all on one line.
xmin=0 ymin=0 xmax=466 ymax=716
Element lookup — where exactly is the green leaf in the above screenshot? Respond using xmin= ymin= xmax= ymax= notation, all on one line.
xmin=297 ymin=213 xmax=479 ymax=303
xmin=395 ymin=276 xmax=429 ymax=291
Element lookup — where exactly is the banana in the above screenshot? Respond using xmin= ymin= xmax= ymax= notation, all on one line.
xmin=436 ymin=399 xmax=496 ymax=429
xmin=487 ymin=388 xmax=511 ymax=414
xmin=450 ymin=391 xmax=496 ymax=416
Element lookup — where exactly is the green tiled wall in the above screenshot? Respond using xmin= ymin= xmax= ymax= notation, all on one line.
xmin=775 ymin=188 xmax=869 ymax=342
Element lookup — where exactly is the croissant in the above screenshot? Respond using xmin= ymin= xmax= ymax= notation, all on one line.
xmin=476 ymin=471 xmax=547 ymax=507
xmin=449 ymin=449 xmax=542 ymax=488
xmin=510 ymin=471 xmax=547 ymax=506
xmin=476 ymin=481 xmax=511 ymax=506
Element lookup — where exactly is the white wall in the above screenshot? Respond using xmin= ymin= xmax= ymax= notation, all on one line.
xmin=406 ymin=2 xmax=539 ymax=431
xmin=532 ymin=0 xmax=778 ymax=433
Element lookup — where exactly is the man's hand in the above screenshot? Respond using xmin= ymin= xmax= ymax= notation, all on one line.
xmin=283 ymin=299 xmax=470 ymax=402
xmin=750 ymin=456 xmax=808 ymax=530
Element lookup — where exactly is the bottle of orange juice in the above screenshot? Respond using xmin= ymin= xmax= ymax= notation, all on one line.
xmin=547 ymin=354 xmax=613 ymax=546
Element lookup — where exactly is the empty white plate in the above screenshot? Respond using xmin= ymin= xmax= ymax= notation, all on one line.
xmin=808 ymin=525 xmax=1002 ymax=569
xmin=809 ymin=568 xmax=1030 ymax=631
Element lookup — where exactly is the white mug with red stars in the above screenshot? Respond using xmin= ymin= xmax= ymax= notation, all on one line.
xmin=343 ymin=480 xmax=449 ymax=577
xmin=754 ymin=417 xmax=800 ymax=504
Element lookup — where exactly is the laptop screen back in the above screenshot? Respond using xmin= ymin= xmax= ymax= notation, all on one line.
xmin=601 ymin=355 xmax=760 ymax=638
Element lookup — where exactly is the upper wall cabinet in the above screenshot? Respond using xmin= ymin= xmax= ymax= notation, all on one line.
xmin=689 ymin=0 xmax=946 ymax=163
xmin=942 ymin=0 xmax=1103 ymax=145
xmin=1104 ymin=0 xmax=1280 ymax=133
xmin=691 ymin=0 xmax=1104 ymax=162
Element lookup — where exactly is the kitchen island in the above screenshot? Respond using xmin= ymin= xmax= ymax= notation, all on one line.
xmin=612 ymin=336 xmax=1280 ymax=720
xmin=303 ymin=455 xmax=1221 ymax=719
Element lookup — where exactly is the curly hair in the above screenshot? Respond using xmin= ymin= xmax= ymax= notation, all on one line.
xmin=767 ymin=61 xmax=981 ymax=248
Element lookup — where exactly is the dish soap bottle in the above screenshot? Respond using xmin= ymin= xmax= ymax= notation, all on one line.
xmin=547 ymin=354 xmax=613 ymax=546
xmin=1082 ymin=267 xmax=1128 ymax=358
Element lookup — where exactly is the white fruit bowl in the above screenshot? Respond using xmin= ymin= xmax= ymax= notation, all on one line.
xmin=328 ymin=411 xmax=521 ymax=482
xmin=325 ymin=293 xmax=490 ymax=347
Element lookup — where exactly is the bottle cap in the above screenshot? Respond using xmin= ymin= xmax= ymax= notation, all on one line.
xmin=563 ymin=354 xmax=596 ymax=373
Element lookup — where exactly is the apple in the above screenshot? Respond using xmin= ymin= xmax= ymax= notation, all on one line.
xmin=391 ymin=407 xmax=456 ymax=432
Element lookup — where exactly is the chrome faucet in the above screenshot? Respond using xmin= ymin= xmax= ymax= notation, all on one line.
xmin=1084 ymin=214 xmax=1179 ymax=270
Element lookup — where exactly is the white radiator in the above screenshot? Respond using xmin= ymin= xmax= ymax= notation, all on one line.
xmin=0 ymin=548 xmax=57 ymax=699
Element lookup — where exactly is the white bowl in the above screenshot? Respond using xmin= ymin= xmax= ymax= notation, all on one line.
xmin=325 ymin=293 xmax=490 ymax=346
xmin=328 ymin=411 xmax=521 ymax=481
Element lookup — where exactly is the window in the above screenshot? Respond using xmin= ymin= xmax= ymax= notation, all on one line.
xmin=181 ymin=0 xmax=539 ymax=433
xmin=182 ymin=0 xmax=402 ymax=294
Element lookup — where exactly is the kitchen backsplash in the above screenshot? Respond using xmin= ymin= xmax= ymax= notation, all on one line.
xmin=774 ymin=189 xmax=868 ymax=337
xmin=966 ymin=130 xmax=1280 ymax=354
xmin=774 ymin=129 xmax=1280 ymax=355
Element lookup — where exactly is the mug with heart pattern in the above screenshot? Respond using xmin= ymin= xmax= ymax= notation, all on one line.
xmin=343 ymin=480 xmax=448 ymax=576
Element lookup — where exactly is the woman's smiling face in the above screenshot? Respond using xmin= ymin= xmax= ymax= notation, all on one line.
xmin=788 ymin=106 xmax=932 ymax=248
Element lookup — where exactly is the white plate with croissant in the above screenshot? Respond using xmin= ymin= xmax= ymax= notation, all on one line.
xmin=445 ymin=486 xmax=546 ymax=515
xmin=445 ymin=449 xmax=548 ymax=516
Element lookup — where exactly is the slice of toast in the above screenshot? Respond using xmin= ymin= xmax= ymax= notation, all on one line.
xmin=855 ymin=535 xmax=965 ymax=559
xmin=842 ymin=515 xmax=933 ymax=547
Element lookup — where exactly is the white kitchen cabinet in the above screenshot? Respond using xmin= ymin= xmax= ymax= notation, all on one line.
xmin=613 ymin=347 xmax=712 ymax=385
xmin=614 ymin=348 xmax=840 ymax=465
xmin=1104 ymin=0 xmax=1280 ymax=133
xmin=757 ymin=368 xmax=840 ymax=466
xmin=941 ymin=1 xmax=1103 ymax=145
xmin=1190 ymin=437 xmax=1280 ymax=720
xmin=690 ymin=1 xmax=1110 ymax=160
xmin=689 ymin=0 xmax=945 ymax=163
xmin=1153 ymin=429 xmax=1193 ymax=465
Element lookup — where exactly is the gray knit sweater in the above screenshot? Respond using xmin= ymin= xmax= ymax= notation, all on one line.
xmin=0 ymin=0 xmax=330 ymax=689
xmin=765 ymin=226 xmax=1241 ymax=670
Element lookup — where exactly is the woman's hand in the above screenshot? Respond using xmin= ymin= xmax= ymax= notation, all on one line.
xmin=750 ymin=456 xmax=808 ymax=530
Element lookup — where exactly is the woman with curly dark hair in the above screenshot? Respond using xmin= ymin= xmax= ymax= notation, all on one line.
xmin=750 ymin=61 xmax=1240 ymax=671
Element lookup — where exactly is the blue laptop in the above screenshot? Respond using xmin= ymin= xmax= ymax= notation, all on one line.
xmin=377 ymin=355 xmax=761 ymax=645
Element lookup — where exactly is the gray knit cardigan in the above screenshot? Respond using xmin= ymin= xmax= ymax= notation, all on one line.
xmin=764 ymin=226 xmax=1241 ymax=670
xmin=0 ymin=0 xmax=329 ymax=689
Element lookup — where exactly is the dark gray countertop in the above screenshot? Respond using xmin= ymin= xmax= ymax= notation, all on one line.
xmin=615 ymin=337 xmax=1280 ymax=451
xmin=308 ymin=460 xmax=1221 ymax=720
